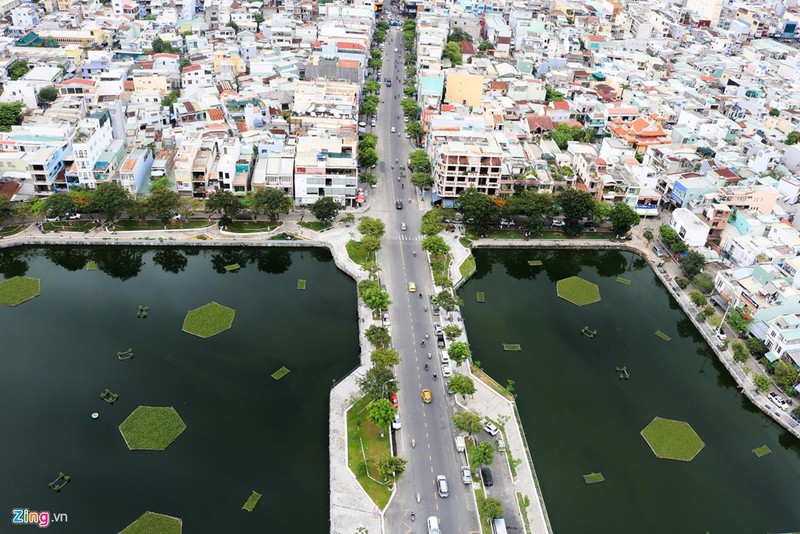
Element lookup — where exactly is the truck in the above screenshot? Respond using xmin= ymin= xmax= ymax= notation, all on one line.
xmin=455 ymin=435 xmax=465 ymax=453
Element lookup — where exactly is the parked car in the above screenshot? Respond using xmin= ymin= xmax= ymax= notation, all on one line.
xmin=768 ymin=392 xmax=789 ymax=411
xmin=652 ymin=244 xmax=666 ymax=257
xmin=552 ymin=219 xmax=565 ymax=227
xmin=496 ymin=437 xmax=506 ymax=452
xmin=390 ymin=393 xmax=399 ymax=408
xmin=442 ymin=363 xmax=452 ymax=378
xmin=436 ymin=333 xmax=445 ymax=348
xmin=433 ymin=322 xmax=442 ymax=334
xmin=392 ymin=412 xmax=401 ymax=429
xmin=67 ymin=213 xmax=81 ymax=220
xmin=436 ymin=475 xmax=449 ymax=497
xmin=440 ymin=352 xmax=450 ymax=364
xmin=483 ymin=420 xmax=499 ymax=436
xmin=45 ymin=216 xmax=60 ymax=222
xmin=432 ymin=304 xmax=440 ymax=316
xmin=480 ymin=466 xmax=493 ymax=487
xmin=461 ymin=466 xmax=472 ymax=484
xmin=382 ymin=312 xmax=390 ymax=326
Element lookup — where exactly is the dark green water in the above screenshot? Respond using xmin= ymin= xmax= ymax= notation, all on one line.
xmin=460 ymin=249 xmax=800 ymax=534
xmin=0 ymin=246 xmax=358 ymax=533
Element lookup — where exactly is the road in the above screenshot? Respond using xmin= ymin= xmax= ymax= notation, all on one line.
xmin=372 ymin=26 xmax=480 ymax=534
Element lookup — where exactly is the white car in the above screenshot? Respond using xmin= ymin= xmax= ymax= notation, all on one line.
xmin=391 ymin=126 xmax=396 ymax=133
xmin=434 ymin=322 xmax=443 ymax=334
xmin=392 ymin=412 xmax=401 ymax=429
xmin=461 ymin=466 xmax=472 ymax=484
xmin=483 ymin=420 xmax=499 ymax=436
xmin=768 ymin=392 xmax=789 ymax=411
xmin=440 ymin=352 xmax=450 ymax=365
xmin=394 ymin=48 xmax=398 ymax=52
xmin=67 ymin=213 xmax=81 ymax=220
xmin=552 ymin=219 xmax=565 ymax=227
xmin=45 ymin=216 xmax=60 ymax=222
xmin=382 ymin=312 xmax=390 ymax=327
xmin=442 ymin=363 xmax=452 ymax=378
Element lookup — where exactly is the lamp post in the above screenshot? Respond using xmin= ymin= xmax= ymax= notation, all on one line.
xmin=718 ymin=293 xmax=742 ymax=338
xmin=380 ymin=377 xmax=397 ymax=399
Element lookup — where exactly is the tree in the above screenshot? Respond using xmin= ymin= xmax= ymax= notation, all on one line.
xmin=558 ymin=188 xmax=594 ymax=235
xmin=0 ymin=195 xmax=13 ymax=222
xmin=309 ymin=196 xmax=340 ymax=223
xmin=161 ymin=90 xmax=180 ymax=110
xmin=8 ymin=60 xmax=30 ymax=81
xmin=609 ymin=203 xmax=640 ymax=236
xmin=357 ymin=366 xmax=397 ymax=398
xmin=358 ymin=147 xmax=378 ymax=168
xmin=358 ymin=217 xmax=385 ymax=238
xmin=773 ymin=364 xmax=800 ymax=394
xmin=421 ymin=209 xmax=446 ymax=236
xmin=254 ymin=12 xmax=264 ymax=23
xmin=689 ymin=291 xmax=707 ymax=307
xmin=448 ymin=341 xmax=471 ymax=364
xmin=443 ymin=324 xmax=462 ymax=341
xmin=408 ymin=150 xmax=431 ymax=173
xmin=411 ymin=172 xmax=432 ymax=189
xmin=226 ymin=20 xmax=240 ymax=33
xmin=449 ymin=375 xmax=476 ymax=399
xmin=681 ymin=250 xmax=706 ymax=278
xmin=753 ymin=374 xmax=771 ymax=393
xmin=745 ymin=337 xmax=768 ymax=357
xmin=42 ymin=194 xmax=75 ymax=219
xmin=250 ymin=187 xmax=292 ymax=222
xmin=545 ymin=87 xmax=565 ymax=102
xmin=361 ymin=236 xmax=381 ymax=257
xmin=145 ymin=187 xmax=181 ymax=225
xmin=435 ymin=290 xmax=463 ymax=312
xmin=149 ymin=177 xmax=172 ymax=191
xmin=456 ymin=188 xmax=500 ymax=234
xmin=548 ymin=123 xmax=585 ymax=149
xmin=92 ymin=181 xmax=131 ymax=221
xmin=422 ymin=235 xmax=450 ymax=256
xmin=786 ymin=131 xmax=800 ymax=145
xmin=507 ymin=189 xmax=555 ymax=235
xmin=358 ymin=133 xmax=377 ymax=151
xmin=364 ymin=80 xmax=380 ymax=94
xmin=478 ymin=40 xmax=492 ymax=51
xmin=179 ymin=56 xmax=192 ymax=70
xmin=442 ymin=43 xmax=464 ymax=66
xmin=447 ymin=27 xmax=472 ymax=43
xmin=693 ymin=273 xmax=714 ymax=294
xmin=479 ymin=496 xmax=503 ymax=521
xmin=769 ymin=108 xmax=780 ymax=117
xmin=377 ymin=455 xmax=407 ymax=483
xmin=361 ymin=285 xmax=391 ymax=311
xmin=151 ymin=36 xmax=165 ymax=53
xmin=452 ymin=409 xmax=483 ymax=435
xmin=0 ymin=101 xmax=25 ymax=132
xmin=471 ymin=441 xmax=495 ymax=466
xmin=365 ymin=325 xmax=391 ymax=348
xmin=643 ymin=229 xmax=654 ymax=243
xmin=727 ymin=307 xmax=752 ymax=335
xmin=406 ymin=121 xmax=423 ymax=142
xmin=401 ymin=98 xmax=421 ymax=120
xmin=206 ymin=190 xmax=242 ymax=223
xmin=371 ymin=347 xmax=400 ymax=368
xmin=37 ymin=86 xmax=58 ymax=105
xmin=361 ymin=172 xmax=378 ymax=187
xmin=731 ymin=341 xmax=749 ymax=364
xmin=369 ymin=398 xmax=396 ymax=431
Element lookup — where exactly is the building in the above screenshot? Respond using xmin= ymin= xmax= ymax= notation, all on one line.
xmin=428 ymin=130 xmax=505 ymax=202
xmin=444 ymin=71 xmax=484 ymax=108
xmin=670 ymin=208 xmax=710 ymax=247
xmin=119 ymin=149 xmax=154 ymax=194
xmin=72 ymin=111 xmax=114 ymax=189
xmin=294 ymin=134 xmax=357 ymax=206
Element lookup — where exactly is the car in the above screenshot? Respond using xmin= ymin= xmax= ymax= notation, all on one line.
xmin=442 ymin=363 xmax=452 ymax=378
xmin=652 ymin=244 xmax=665 ymax=257
xmin=390 ymin=393 xmax=399 ymax=408
xmin=382 ymin=312 xmax=390 ymax=326
xmin=427 ymin=516 xmax=440 ymax=534
xmin=446 ymin=380 xmax=454 ymax=395
xmin=552 ymin=219 xmax=565 ymax=227
xmin=394 ymin=47 xmax=398 ymax=52
xmin=433 ymin=322 xmax=442 ymax=334
xmin=408 ymin=282 xmax=416 ymax=292
xmin=436 ymin=475 xmax=449 ymax=497
xmin=396 ymin=200 xmax=403 ymax=210
xmin=461 ymin=466 xmax=472 ymax=484
xmin=400 ymin=223 xmax=407 ymax=231
xmin=768 ymin=392 xmax=789 ymax=411
xmin=483 ymin=420 xmax=499 ymax=436
xmin=432 ymin=304 xmax=440 ymax=316
xmin=45 ymin=216 xmax=60 ymax=222
xmin=480 ymin=466 xmax=493 ymax=487
xmin=391 ymin=126 xmax=396 ymax=133
xmin=392 ymin=412 xmax=401 ymax=429
xmin=371 ymin=120 xmax=377 ymax=127
xmin=436 ymin=333 xmax=445 ymax=349
xmin=440 ymin=352 xmax=450 ymax=364
xmin=358 ymin=121 xmax=366 ymax=127
xmin=67 ymin=213 xmax=81 ymax=220
xmin=496 ymin=437 xmax=506 ymax=452
xmin=421 ymin=388 xmax=432 ymax=404
xmin=404 ymin=116 xmax=409 ymax=123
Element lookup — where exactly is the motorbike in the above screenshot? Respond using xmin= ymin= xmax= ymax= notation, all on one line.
xmin=412 ymin=251 xmax=417 ymax=257
xmin=427 ymin=352 xmax=432 ymax=359
xmin=424 ymin=364 xmax=428 ymax=371
xmin=421 ymin=340 xmax=425 ymax=347
xmin=410 ymin=512 xmax=416 ymax=522
xmin=433 ymin=374 xmax=437 ymax=381
xmin=411 ymin=438 xmax=416 ymax=448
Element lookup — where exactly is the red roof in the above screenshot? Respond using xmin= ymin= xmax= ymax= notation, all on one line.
xmin=552 ymin=101 xmax=570 ymax=110
xmin=207 ymin=108 xmax=225 ymax=121
xmin=153 ymin=53 xmax=179 ymax=59
xmin=57 ymin=78 xmax=96 ymax=87
xmin=338 ymin=42 xmax=365 ymax=50
xmin=588 ymin=35 xmax=604 ymax=42
xmin=183 ymin=64 xmax=200 ymax=72
xmin=461 ymin=40 xmax=476 ymax=55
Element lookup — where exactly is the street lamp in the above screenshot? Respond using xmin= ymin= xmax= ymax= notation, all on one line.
xmin=717 ymin=293 xmax=742 ymax=338
xmin=380 ymin=377 xmax=397 ymax=399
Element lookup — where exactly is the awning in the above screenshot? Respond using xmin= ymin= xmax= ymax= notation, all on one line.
xmin=765 ymin=351 xmax=781 ymax=363
xmin=431 ymin=192 xmax=441 ymax=202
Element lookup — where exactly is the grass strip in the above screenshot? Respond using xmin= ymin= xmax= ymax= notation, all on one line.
xmin=616 ymin=277 xmax=632 ymax=285
xmin=459 ymin=254 xmax=476 ymax=280
xmin=503 ymin=344 xmax=522 ymax=351
xmin=271 ymin=366 xmax=290 ymax=380
xmin=583 ymin=472 xmax=605 ymax=484
xmin=655 ymin=330 xmax=672 ymax=342
xmin=297 ymin=279 xmax=307 ymax=290
xmin=517 ymin=493 xmax=532 ymax=534
xmin=752 ymin=445 xmax=772 ymax=457
xmin=346 ymin=396 xmax=392 ymax=509
xmin=298 ymin=221 xmax=331 ymax=232
xmin=0 ymin=224 xmax=25 ymax=237
xmin=242 ymin=491 xmax=262 ymax=512
xmin=476 ymin=291 xmax=485 ymax=303
xmin=346 ymin=239 xmax=371 ymax=268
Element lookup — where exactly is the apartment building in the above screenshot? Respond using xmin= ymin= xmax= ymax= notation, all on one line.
xmin=428 ymin=130 xmax=505 ymax=202
xmin=294 ymin=134 xmax=357 ymax=206
xmin=72 ymin=111 xmax=114 ymax=189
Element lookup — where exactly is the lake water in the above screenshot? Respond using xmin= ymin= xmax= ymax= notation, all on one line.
xmin=460 ymin=248 xmax=800 ymax=534
xmin=0 ymin=246 xmax=358 ymax=533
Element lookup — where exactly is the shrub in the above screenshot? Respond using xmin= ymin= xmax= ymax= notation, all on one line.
xmin=689 ymin=290 xmax=707 ymax=307
xmin=675 ymin=277 xmax=689 ymax=289
xmin=731 ymin=341 xmax=749 ymax=364
xmin=692 ymin=273 xmax=714 ymax=294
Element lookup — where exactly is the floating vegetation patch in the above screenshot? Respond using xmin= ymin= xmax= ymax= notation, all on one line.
xmin=655 ymin=330 xmax=672 ymax=342
xmin=271 ymin=366 xmax=291 ymax=380
xmin=242 ymin=491 xmax=262 ymax=512
xmin=476 ymin=292 xmax=485 ymax=303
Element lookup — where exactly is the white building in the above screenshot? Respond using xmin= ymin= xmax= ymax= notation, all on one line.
xmin=72 ymin=111 xmax=114 ymax=189
xmin=119 ymin=148 xmax=154 ymax=194
xmin=670 ymin=207 xmax=710 ymax=247
xmin=293 ymin=134 xmax=357 ymax=206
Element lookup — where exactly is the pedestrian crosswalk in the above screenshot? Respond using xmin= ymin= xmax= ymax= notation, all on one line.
xmin=389 ymin=234 xmax=424 ymax=241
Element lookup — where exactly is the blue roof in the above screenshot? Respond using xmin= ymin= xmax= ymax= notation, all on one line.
xmin=420 ymin=76 xmax=444 ymax=96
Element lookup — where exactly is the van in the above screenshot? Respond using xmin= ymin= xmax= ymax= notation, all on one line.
xmin=481 ymin=467 xmax=493 ymax=487
xmin=427 ymin=516 xmax=440 ymax=534
xmin=492 ymin=516 xmax=508 ymax=534
xmin=455 ymin=435 xmax=465 ymax=453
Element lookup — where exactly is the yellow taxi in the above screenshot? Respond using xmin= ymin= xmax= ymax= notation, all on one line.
xmin=407 ymin=282 xmax=416 ymax=293
xmin=421 ymin=389 xmax=432 ymax=404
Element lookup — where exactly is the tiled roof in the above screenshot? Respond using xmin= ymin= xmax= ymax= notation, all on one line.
xmin=207 ymin=108 xmax=225 ymax=121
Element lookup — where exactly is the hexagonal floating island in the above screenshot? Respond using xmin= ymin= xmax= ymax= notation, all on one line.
xmin=181 ymin=301 xmax=235 ymax=338
xmin=0 ymin=276 xmax=41 ymax=306
xmin=641 ymin=417 xmax=705 ymax=461
xmin=556 ymin=276 xmax=601 ymax=307
xmin=119 ymin=511 xmax=182 ymax=534
xmin=119 ymin=406 xmax=186 ymax=451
